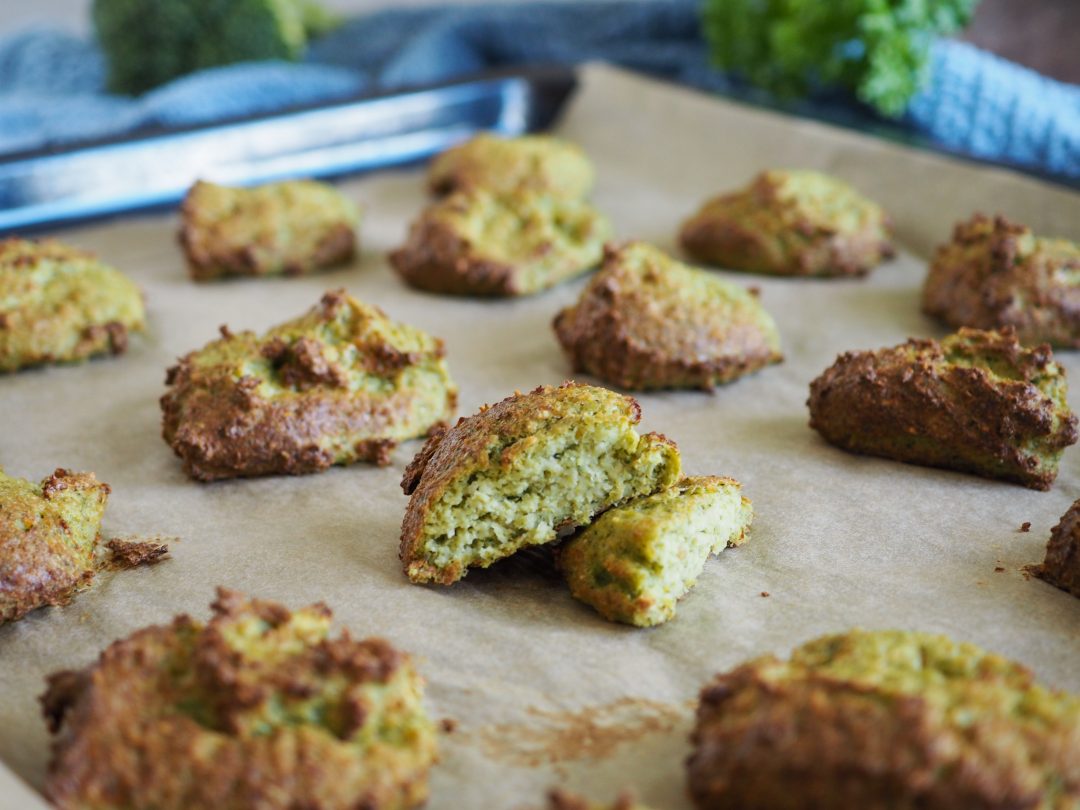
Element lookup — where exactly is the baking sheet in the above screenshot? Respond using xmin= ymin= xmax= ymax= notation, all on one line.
xmin=2 ymin=64 xmax=1079 ymax=809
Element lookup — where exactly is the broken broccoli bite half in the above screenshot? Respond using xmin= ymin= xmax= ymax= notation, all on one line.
xmin=390 ymin=187 xmax=611 ymax=297
xmin=427 ymin=133 xmax=594 ymax=200
xmin=0 ymin=238 xmax=145 ymax=373
xmin=558 ymin=476 xmax=752 ymax=627
xmin=43 ymin=588 xmax=437 ymax=810
xmin=0 ymin=468 xmax=110 ymax=624
xmin=807 ymin=327 xmax=1077 ymax=490
xmin=688 ymin=629 xmax=1080 ymax=810
xmin=554 ymin=242 xmax=782 ymax=390
xmin=161 ymin=289 xmax=456 ymax=481
xmin=179 ymin=179 xmax=360 ymax=281
xmin=399 ymin=382 xmax=682 ymax=585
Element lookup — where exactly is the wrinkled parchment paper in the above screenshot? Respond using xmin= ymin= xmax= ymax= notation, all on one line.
xmin=2 ymin=65 xmax=1079 ymax=810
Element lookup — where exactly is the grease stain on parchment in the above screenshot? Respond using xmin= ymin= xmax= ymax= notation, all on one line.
xmin=463 ymin=696 xmax=687 ymax=768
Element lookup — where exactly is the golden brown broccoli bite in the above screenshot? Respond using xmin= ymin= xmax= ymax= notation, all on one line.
xmin=42 ymin=588 xmax=438 ymax=810
xmin=688 ymin=629 xmax=1080 ymax=809
xmin=807 ymin=328 xmax=1077 ymax=489
xmin=0 ymin=468 xmax=110 ymax=624
xmin=922 ymin=213 xmax=1080 ymax=347
xmin=390 ymin=187 xmax=611 ymax=297
xmin=1034 ymin=497 xmax=1080 ymax=599
xmin=680 ymin=170 xmax=894 ymax=277
xmin=427 ymin=133 xmax=594 ymax=200
xmin=0 ymin=239 xmax=145 ymax=372
xmin=161 ymin=289 xmax=456 ymax=481
xmin=179 ymin=179 xmax=360 ymax=281
xmin=554 ymin=242 xmax=782 ymax=389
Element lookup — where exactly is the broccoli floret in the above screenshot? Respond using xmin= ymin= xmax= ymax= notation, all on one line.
xmin=701 ymin=0 xmax=980 ymax=117
xmin=92 ymin=0 xmax=338 ymax=96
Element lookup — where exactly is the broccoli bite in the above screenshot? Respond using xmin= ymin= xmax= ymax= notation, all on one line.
xmin=559 ymin=476 xmax=752 ymax=627
xmin=680 ymin=170 xmax=894 ymax=277
xmin=427 ymin=133 xmax=594 ymax=200
xmin=161 ymin=289 xmax=456 ymax=481
xmin=554 ymin=242 xmax=782 ymax=390
xmin=390 ymin=187 xmax=611 ymax=297
xmin=807 ymin=328 xmax=1077 ymax=489
xmin=688 ymin=629 xmax=1080 ymax=809
xmin=0 ymin=468 xmax=111 ymax=624
xmin=1034 ymin=497 xmax=1080 ymax=599
xmin=0 ymin=239 xmax=145 ymax=373
xmin=179 ymin=179 xmax=360 ymax=281
xmin=923 ymin=213 xmax=1080 ymax=348
xmin=42 ymin=588 xmax=437 ymax=810
xmin=399 ymin=382 xmax=682 ymax=585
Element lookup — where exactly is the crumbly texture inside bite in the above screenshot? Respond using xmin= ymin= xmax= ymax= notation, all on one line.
xmin=399 ymin=382 xmax=682 ymax=585
xmin=558 ymin=476 xmax=752 ymax=627
xmin=807 ymin=327 xmax=1078 ymax=490
xmin=679 ymin=169 xmax=894 ymax=277
xmin=554 ymin=242 xmax=782 ymax=390
xmin=688 ymin=629 xmax=1080 ymax=810
xmin=548 ymin=788 xmax=653 ymax=810
xmin=161 ymin=289 xmax=457 ymax=481
xmin=0 ymin=239 xmax=145 ymax=373
xmin=922 ymin=213 xmax=1080 ymax=348
xmin=0 ymin=468 xmax=111 ymax=624
xmin=390 ymin=187 xmax=612 ymax=297
xmin=42 ymin=588 xmax=437 ymax=810
xmin=427 ymin=133 xmax=594 ymax=200
xmin=1035 ymin=497 xmax=1080 ymax=599
xmin=179 ymin=180 xmax=360 ymax=281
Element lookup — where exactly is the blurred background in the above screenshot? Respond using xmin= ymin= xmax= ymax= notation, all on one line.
xmin=4 ymin=0 xmax=1077 ymax=84
xmin=0 ymin=0 xmax=1075 ymax=201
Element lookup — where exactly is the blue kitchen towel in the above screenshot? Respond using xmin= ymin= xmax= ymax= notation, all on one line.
xmin=0 ymin=0 xmax=1077 ymax=180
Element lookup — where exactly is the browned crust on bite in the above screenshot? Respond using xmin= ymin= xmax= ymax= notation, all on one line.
xmin=553 ymin=243 xmax=782 ymax=390
xmin=922 ymin=213 xmax=1080 ymax=347
xmin=807 ymin=328 xmax=1077 ymax=490
xmin=1035 ymin=498 xmax=1080 ymax=598
xmin=686 ymin=656 xmax=1078 ymax=810
xmin=389 ymin=214 xmax=521 ymax=296
xmin=400 ymin=423 xmax=449 ymax=497
xmin=41 ymin=588 xmax=428 ymax=810
xmin=161 ymin=362 xmax=408 ymax=480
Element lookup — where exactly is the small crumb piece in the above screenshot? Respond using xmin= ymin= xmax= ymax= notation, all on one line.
xmin=440 ymin=717 xmax=458 ymax=734
xmin=760 ymin=591 xmax=770 ymax=598
xmin=994 ymin=566 xmax=1006 ymax=573
xmin=1020 ymin=521 xmax=1032 ymax=532
xmin=104 ymin=538 xmax=170 ymax=570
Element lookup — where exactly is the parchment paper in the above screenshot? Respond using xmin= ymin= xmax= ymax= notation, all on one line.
xmin=2 ymin=65 xmax=1079 ymax=810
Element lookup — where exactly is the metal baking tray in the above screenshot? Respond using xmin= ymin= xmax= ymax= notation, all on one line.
xmin=0 ymin=67 xmax=577 ymax=234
